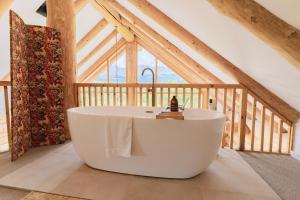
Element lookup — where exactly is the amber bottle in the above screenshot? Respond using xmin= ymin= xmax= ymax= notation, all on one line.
xmin=170 ymin=96 xmax=179 ymax=112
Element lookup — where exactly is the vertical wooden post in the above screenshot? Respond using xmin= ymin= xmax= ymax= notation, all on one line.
xmin=126 ymin=41 xmax=137 ymax=106
xmin=46 ymin=0 xmax=76 ymax=139
xmin=239 ymin=88 xmax=248 ymax=150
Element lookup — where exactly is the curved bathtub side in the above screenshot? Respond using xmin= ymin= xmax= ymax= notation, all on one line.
xmin=67 ymin=108 xmax=225 ymax=179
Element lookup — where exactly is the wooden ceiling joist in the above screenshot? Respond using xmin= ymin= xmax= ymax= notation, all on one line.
xmin=128 ymin=0 xmax=300 ymax=122
xmin=136 ymin=37 xmax=205 ymax=83
xmin=78 ymin=30 xmax=116 ymax=69
xmin=78 ymin=38 xmax=126 ymax=82
xmin=208 ymin=0 xmax=300 ymax=71
xmin=89 ymin=0 xmax=134 ymax=42
xmin=74 ymin=0 xmax=88 ymax=13
xmin=0 ymin=0 xmax=13 ymax=18
xmin=76 ymin=18 xmax=108 ymax=52
xmin=85 ymin=49 xmax=125 ymax=82
xmin=102 ymin=0 xmax=222 ymax=84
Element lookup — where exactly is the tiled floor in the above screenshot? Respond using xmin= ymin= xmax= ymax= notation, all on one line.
xmin=0 ymin=143 xmax=280 ymax=200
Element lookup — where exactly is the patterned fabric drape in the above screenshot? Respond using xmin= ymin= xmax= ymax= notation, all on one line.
xmin=10 ymin=11 xmax=65 ymax=161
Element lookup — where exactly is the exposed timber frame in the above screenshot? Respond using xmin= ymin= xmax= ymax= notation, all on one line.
xmin=76 ymin=18 xmax=108 ymax=52
xmin=78 ymin=38 xmax=126 ymax=82
xmin=127 ymin=0 xmax=300 ymax=123
xmin=77 ymin=30 xmax=116 ymax=68
xmin=98 ymin=0 xmax=222 ymax=84
xmin=89 ymin=0 xmax=135 ymax=42
xmin=208 ymin=0 xmax=300 ymax=71
xmin=84 ymin=48 xmax=126 ymax=82
xmin=74 ymin=0 xmax=88 ymax=13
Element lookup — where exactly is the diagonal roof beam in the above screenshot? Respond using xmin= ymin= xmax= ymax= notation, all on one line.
xmin=137 ymin=38 xmax=196 ymax=84
xmin=128 ymin=0 xmax=299 ymax=122
xmin=84 ymin=48 xmax=126 ymax=82
xmin=136 ymin=36 xmax=205 ymax=83
xmin=208 ymin=0 xmax=300 ymax=71
xmin=88 ymin=0 xmax=134 ymax=42
xmin=78 ymin=30 xmax=116 ymax=68
xmin=76 ymin=18 xmax=108 ymax=52
xmin=78 ymin=38 xmax=126 ymax=82
xmin=74 ymin=0 xmax=88 ymax=13
xmin=101 ymin=0 xmax=222 ymax=84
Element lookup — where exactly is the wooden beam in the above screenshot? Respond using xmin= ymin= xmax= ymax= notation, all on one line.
xmin=76 ymin=18 xmax=108 ymax=52
xmin=128 ymin=0 xmax=300 ymax=122
xmin=74 ymin=0 xmax=88 ymax=13
xmin=89 ymin=0 xmax=134 ymax=42
xmin=137 ymin=37 xmax=204 ymax=83
xmin=47 ymin=0 xmax=76 ymax=138
xmin=102 ymin=0 xmax=222 ymax=84
xmin=208 ymin=0 xmax=300 ymax=71
xmin=85 ymin=49 xmax=125 ymax=82
xmin=126 ymin=41 xmax=137 ymax=105
xmin=78 ymin=30 xmax=116 ymax=68
xmin=0 ymin=0 xmax=13 ymax=18
xmin=79 ymin=38 xmax=126 ymax=82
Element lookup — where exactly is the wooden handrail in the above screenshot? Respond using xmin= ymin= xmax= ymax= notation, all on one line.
xmin=75 ymin=83 xmax=242 ymax=89
xmin=75 ymin=82 xmax=295 ymax=154
xmin=0 ymin=81 xmax=295 ymax=155
xmin=0 ymin=81 xmax=11 ymax=86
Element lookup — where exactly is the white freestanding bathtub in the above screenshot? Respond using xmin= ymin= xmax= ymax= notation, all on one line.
xmin=68 ymin=106 xmax=225 ymax=179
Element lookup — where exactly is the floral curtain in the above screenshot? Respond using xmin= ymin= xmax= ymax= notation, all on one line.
xmin=10 ymin=11 xmax=65 ymax=161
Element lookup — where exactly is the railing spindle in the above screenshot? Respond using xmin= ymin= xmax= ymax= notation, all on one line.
xmin=239 ymin=88 xmax=248 ymax=150
xmin=107 ymin=86 xmax=110 ymax=106
xmin=190 ymin=88 xmax=193 ymax=108
xmin=230 ymin=88 xmax=236 ymax=149
xmin=120 ymin=87 xmax=123 ymax=106
xmin=223 ymin=88 xmax=227 ymax=114
xmin=113 ymin=86 xmax=116 ymax=106
xmin=88 ymin=86 xmax=92 ymax=106
xmin=94 ymin=86 xmax=97 ymax=106
xmin=278 ymin=119 xmax=283 ymax=153
xmin=198 ymin=88 xmax=201 ymax=109
xmin=83 ymin=87 xmax=87 ymax=106
xmin=260 ymin=106 xmax=266 ymax=152
xmin=100 ymin=86 xmax=104 ymax=106
xmin=269 ymin=113 xmax=274 ymax=152
xmin=251 ymin=98 xmax=257 ymax=151
xmin=160 ymin=87 xmax=163 ymax=107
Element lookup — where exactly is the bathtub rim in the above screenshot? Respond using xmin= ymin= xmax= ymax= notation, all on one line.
xmin=67 ymin=106 xmax=225 ymax=122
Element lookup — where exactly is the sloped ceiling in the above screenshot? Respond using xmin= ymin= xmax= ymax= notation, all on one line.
xmin=0 ymin=0 xmax=299 ymax=111
xmin=119 ymin=0 xmax=300 ymax=111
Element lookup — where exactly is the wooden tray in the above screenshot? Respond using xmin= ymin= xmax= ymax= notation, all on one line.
xmin=156 ymin=111 xmax=184 ymax=120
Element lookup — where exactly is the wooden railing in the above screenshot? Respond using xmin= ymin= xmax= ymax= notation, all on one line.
xmin=75 ymin=83 xmax=295 ymax=154
xmin=0 ymin=81 xmax=295 ymax=154
xmin=0 ymin=81 xmax=11 ymax=152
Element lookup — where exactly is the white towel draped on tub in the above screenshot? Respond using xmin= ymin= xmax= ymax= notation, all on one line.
xmin=104 ymin=115 xmax=133 ymax=157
